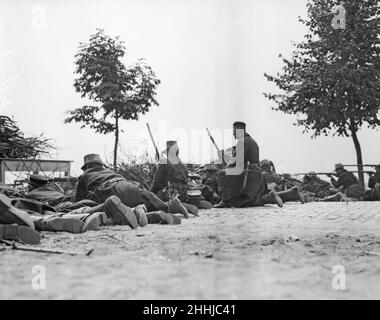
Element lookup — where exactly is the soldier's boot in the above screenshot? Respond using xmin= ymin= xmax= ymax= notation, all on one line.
xmin=168 ymin=198 xmax=189 ymax=218
xmin=0 ymin=224 xmax=41 ymax=245
xmin=319 ymin=192 xmax=346 ymax=202
xmin=33 ymin=212 xmax=107 ymax=233
xmin=277 ymin=186 xmax=306 ymax=204
xmin=83 ymin=195 xmax=138 ymax=229
xmin=213 ymin=200 xmax=227 ymax=208
xmin=142 ymin=190 xmax=169 ymax=212
xmin=182 ymin=203 xmax=199 ymax=216
xmin=74 ymin=212 xmax=108 ymax=232
xmin=133 ymin=204 xmax=148 ymax=227
xmin=0 ymin=194 xmax=35 ymax=230
xmin=147 ymin=211 xmax=182 ymax=225
xmin=197 ymin=200 xmax=213 ymax=210
xmin=259 ymin=191 xmax=284 ymax=208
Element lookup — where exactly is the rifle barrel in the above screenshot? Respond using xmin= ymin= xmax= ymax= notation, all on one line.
xmin=342 ymin=164 xmax=378 ymax=167
xmin=206 ymin=128 xmax=226 ymax=166
xmin=146 ymin=123 xmax=160 ymax=161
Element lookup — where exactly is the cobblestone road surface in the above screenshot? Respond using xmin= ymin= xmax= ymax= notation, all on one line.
xmin=1 ymin=201 xmax=379 ymax=299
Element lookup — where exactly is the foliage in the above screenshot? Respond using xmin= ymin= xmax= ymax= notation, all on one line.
xmin=65 ymin=29 xmax=161 ymax=167
xmin=264 ymin=0 xmax=379 ymax=136
xmin=264 ymin=0 xmax=380 ymax=184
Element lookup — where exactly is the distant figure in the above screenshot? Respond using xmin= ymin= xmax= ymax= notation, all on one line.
xmin=317 ymin=164 xmax=364 ymax=202
xmin=302 ymin=172 xmax=334 ymax=199
xmin=329 ymin=163 xmax=363 ymax=200
xmin=365 ymin=164 xmax=380 ymax=201
xmin=26 ymin=174 xmax=72 ymax=206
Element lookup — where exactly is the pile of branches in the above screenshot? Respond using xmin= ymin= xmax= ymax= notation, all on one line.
xmin=117 ymin=161 xmax=157 ymax=190
xmin=0 ymin=116 xmax=55 ymax=158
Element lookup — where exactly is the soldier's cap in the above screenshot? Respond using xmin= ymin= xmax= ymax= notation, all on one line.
xmin=29 ymin=174 xmax=49 ymax=186
xmin=334 ymin=163 xmax=344 ymax=171
xmin=233 ymin=121 xmax=246 ymax=129
xmin=260 ymin=159 xmax=272 ymax=168
xmin=81 ymin=154 xmax=105 ymax=170
xmin=203 ymin=164 xmax=218 ymax=172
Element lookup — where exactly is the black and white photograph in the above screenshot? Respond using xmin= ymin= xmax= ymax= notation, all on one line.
xmin=0 ymin=0 xmax=379 ymax=304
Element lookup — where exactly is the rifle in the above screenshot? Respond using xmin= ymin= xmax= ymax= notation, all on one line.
xmin=342 ymin=164 xmax=379 ymax=167
xmin=293 ymin=172 xmax=336 ymax=176
xmin=0 ymin=239 xmax=88 ymax=256
xmin=146 ymin=123 xmax=160 ymax=161
xmin=206 ymin=128 xmax=226 ymax=166
xmin=243 ymin=161 xmax=250 ymax=189
xmin=294 ymin=171 xmax=374 ymax=176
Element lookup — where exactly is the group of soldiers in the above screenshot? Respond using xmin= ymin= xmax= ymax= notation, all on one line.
xmin=1 ymin=121 xmax=380 ymax=245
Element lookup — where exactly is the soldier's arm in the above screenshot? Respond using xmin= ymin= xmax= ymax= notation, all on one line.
xmin=330 ymin=176 xmax=340 ymax=188
xmin=75 ymin=177 xmax=86 ymax=202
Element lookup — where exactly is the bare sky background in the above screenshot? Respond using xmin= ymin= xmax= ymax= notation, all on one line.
xmin=1 ymin=0 xmax=379 ymax=177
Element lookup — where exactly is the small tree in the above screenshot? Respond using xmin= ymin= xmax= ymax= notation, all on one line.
xmin=264 ymin=0 xmax=380 ymax=185
xmin=65 ymin=29 xmax=161 ymax=168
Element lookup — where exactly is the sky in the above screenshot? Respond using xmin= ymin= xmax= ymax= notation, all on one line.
xmin=0 ymin=0 xmax=379 ymax=178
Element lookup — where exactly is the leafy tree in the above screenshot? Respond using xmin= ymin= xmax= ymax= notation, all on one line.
xmin=264 ymin=0 xmax=380 ymax=185
xmin=65 ymin=29 xmax=161 ymax=168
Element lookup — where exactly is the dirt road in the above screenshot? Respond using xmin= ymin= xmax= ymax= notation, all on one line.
xmin=1 ymin=202 xmax=380 ymax=299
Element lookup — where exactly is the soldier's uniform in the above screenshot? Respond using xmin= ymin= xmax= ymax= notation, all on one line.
xmin=331 ymin=164 xmax=364 ymax=199
xmin=260 ymin=159 xmax=283 ymax=191
xmin=151 ymin=141 xmax=211 ymax=209
xmin=302 ymin=173 xmax=334 ymax=199
xmin=200 ymin=164 xmax=220 ymax=205
xmin=215 ymin=122 xmax=282 ymax=208
xmin=365 ymin=165 xmax=380 ymax=201
xmin=26 ymin=175 xmax=72 ymax=207
xmin=76 ymin=157 xmax=168 ymax=212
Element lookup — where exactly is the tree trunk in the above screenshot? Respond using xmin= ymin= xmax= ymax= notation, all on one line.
xmin=349 ymin=124 xmax=364 ymax=187
xmin=113 ymin=113 xmax=119 ymax=169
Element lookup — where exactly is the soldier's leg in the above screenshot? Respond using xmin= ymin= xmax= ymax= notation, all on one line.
xmin=0 ymin=224 xmax=40 ymax=245
xmin=214 ymin=170 xmax=228 ymax=208
xmin=141 ymin=190 xmax=169 ymax=212
xmin=259 ymin=190 xmax=283 ymax=207
xmin=0 ymin=194 xmax=35 ymax=229
xmin=167 ymin=197 xmax=189 ymax=218
xmin=31 ymin=212 xmax=106 ymax=233
xmin=276 ymin=186 xmax=305 ymax=204
xmin=181 ymin=202 xmax=199 ymax=216
xmin=82 ymin=195 xmax=138 ymax=229
xmin=319 ymin=191 xmax=347 ymax=202
xmin=146 ymin=211 xmax=181 ymax=225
